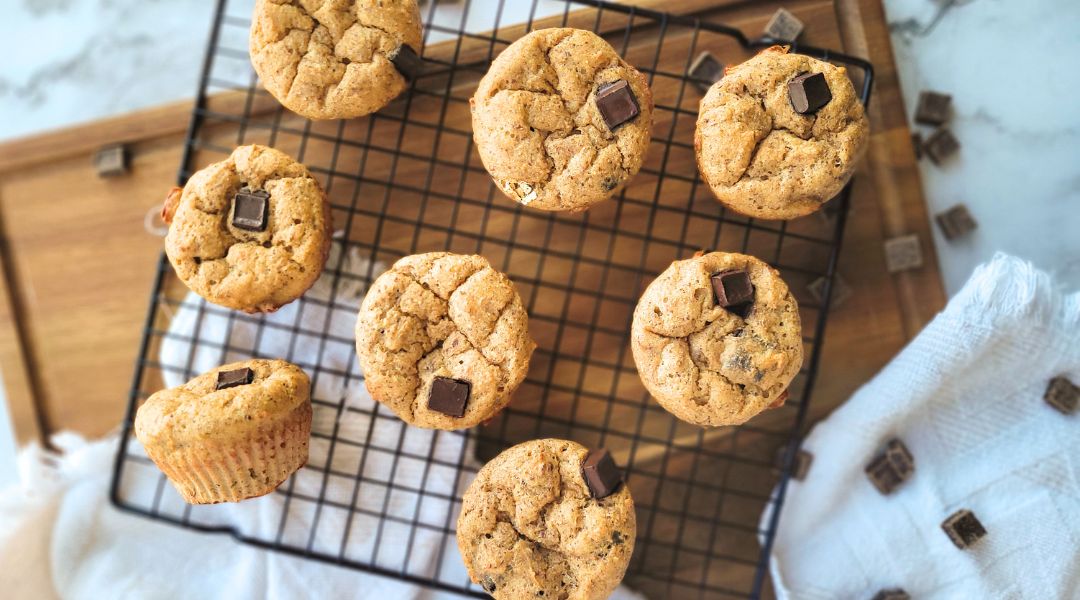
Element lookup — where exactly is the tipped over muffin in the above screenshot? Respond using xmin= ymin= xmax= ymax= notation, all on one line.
xmin=134 ymin=359 xmax=312 ymax=504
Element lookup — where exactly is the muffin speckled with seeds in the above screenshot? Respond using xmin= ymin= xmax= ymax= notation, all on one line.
xmin=249 ymin=0 xmax=424 ymax=120
xmin=162 ymin=144 xmax=332 ymax=313
xmin=134 ymin=359 xmax=312 ymax=504
xmin=695 ymin=46 xmax=869 ymax=220
xmin=471 ymin=28 xmax=653 ymax=212
xmin=631 ymin=252 xmax=802 ymax=426
xmin=457 ymin=439 xmax=635 ymax=600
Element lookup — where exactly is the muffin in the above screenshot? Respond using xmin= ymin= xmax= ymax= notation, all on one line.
xmin=457 ymin=439 xmax=636 ymax=600
xmin=355 ymin=252 xmax=535 ymax=429
xmin=471 ymin=28 xmax=654 ymax=212
xmin=162 ymin=144 xmax=332 ymax=313
xmin=249 ymin=0 xmax=424 ymax=120
xmin=695 ymin=46 xmax=869 ymax=220
xmin=134 ymin=359 xmax=312 ymax=504
xmin=631 ymin=252 xmax=803 ymax=426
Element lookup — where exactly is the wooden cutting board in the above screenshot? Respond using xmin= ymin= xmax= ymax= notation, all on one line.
xmin=0 ymin=0 xmax=942 ymax=445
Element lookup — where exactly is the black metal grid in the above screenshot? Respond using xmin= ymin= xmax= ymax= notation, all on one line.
xmin=110 ymin=1 xmax=872 ymax=597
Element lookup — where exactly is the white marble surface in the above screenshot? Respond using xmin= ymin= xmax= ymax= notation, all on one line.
xmin=883 ymin=0 xmax=1080 ymax=294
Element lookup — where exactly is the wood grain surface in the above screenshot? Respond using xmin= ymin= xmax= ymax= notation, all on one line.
xmin=0 ymin=0 xmax=944 ymax=596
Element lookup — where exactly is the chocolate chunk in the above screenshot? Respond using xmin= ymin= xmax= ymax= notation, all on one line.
xmin=94 ymin=144 xmax=129 ymax=178
xmin=688 ymin=51 xmax=724 ymax=94
xmin=612 ymin=530 xmax=625 ymax=545
xmin=764 ymin=7 xmax=804 ymax=41
xmin=915 ymin=91 xmax=952 ymax=126
xmin=865 ymin=438 xmax=914 ymax=495
xmin=912 ymin=131 xmax=923 ymax=160
xmin=924 ymin=128 xmax=960 ymax=165
xmin=595 ymin=80 xmax=640 ymax=131
xmin=941 ymin=509 xmax=986 ymax=549
xmin=390 ymin=45 xmax=425 ymax=81
xmin=807 ymin=274 xmax=853 ymax=309
xmin=581 ymin=448 xmax=622 ymax=499
xmin=216 ymin=367 xmax=254 ymax=390
xmin=872 ymin=589 xmax=910 ymax=600
xmin=232 ymin=189 xmax=269 ymax=232
xmin=774 ymin=446 xmax=813 ymax=481
xmin=710 ymin=270 xmax=755 ymax=314
xmin=480 ymin=576 xmax=496 ymax=593
xmin=935 ymin=203 xmax=977 ymax=241
xmin=788 ymin=72 xmax=832 ymax=114
xmin=428 ymin=376 xmax=470 ymax=418
xmin=883 ymin=234 xmax=923 ymax=273
xmin=1045 ymin=376 xmax=1079 ymax=414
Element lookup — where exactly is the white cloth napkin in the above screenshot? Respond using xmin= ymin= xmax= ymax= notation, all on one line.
xmin=0 ymin=241 xmax=644 ymax=599
xmin=767 ymin=253 xmax=1080 ymax=599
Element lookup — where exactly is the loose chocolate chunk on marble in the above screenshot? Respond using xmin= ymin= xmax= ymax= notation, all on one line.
xmin=935 ymin=203 xmax=978 ymax=241
xmin=94 ymin=144 xmax=129 ymax=178
xmin=924 ymin=127 xmax=960 ymax=165
xmin=688 ymin=51 xmax=724 ymax=93
xmin=582 ymin=448 xmax=622 ymax=499
xmin=711 ymin=270 xmax=755 ymax=313
xmin=596 ymin=80 xmax=640 ymax=130
xmin=216 ymin=367 xmax=254 ymax=390
xmin=865 ymin=439 xmax=913 ymax=494
xmin=915 ymin=91 xmax=952 ymax=126
xmin=1044 ymin=376 xmax=1079 ymax=414
xmin=883 ymin=234 xmax=923 ymax=273
xmin=942 ymin=509 xmax=986 ymax=549
xmin=390 ymin=45 xmax=425 ymax=81
xmin=788 ymin=72 xmax=832 ymax=114
xmin=764 ymin=7 xmax=804 ymax=41
xmin=428 ymin=376 xmax=470 ymax=417
xmin=232 ymin=189 xmax=270 ymax=232
xmin=872 ymin=589 xmax=911 ymax=600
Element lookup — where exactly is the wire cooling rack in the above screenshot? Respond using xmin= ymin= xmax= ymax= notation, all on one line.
xmin=110 ymin=0 xmax=872 ymax=597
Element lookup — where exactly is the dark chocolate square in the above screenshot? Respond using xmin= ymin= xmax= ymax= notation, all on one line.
xmin=688 ymin=51 xmax=724 ymax=94
xmin=865 ymin=439 xmax=913 ymax=495
xmin=788 ymin=72 xmax=832 ymax=115
xmin=390 ymin=45 xmax=425 ymax=81
xmin=595 ymin=80 xmax=640 ymax=131
xmin=711 ymin=269 xmax=755 ymax=312
xmin=883 ymin=234 xmax=923 ymax=273
xmin=1044 ymin=376 xmax=1079 ymax=414
xmin=774 ymin=446 xmax=813 ymax=481
xmin=216 ymin=367 xmax=254 ymax=390
xmin=94 ymin=144 xmax=129 ymax=178
xmin=581 ymin=448 xmax=622 ymax=499
xmin=941 ymin=509 xmax=987 ymax=549
xmin=428 ymin=376 xmax=470 ymax=418
xmin=935 ymin=204 xmax=977 ymax=241
xmin=924 ymin=128 xmax=960 ymax=165
xmin=232 ymin=189 xmax=270 ymax=232
xmin=915 ymin=91 xmax=952 ymax=126
xmin=872 ymin=589 xmax=910 ymax=600
xmin=764 ymin=8 xmax=804 ymax=41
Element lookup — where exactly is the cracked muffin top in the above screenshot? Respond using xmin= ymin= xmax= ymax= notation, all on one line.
xmin=631 ymin=251 xmax=803 ymax=427
xmin=471 ymin=28 xmax=654 ymax=213
xmin=250 ymin=0 xmax=423 ymax=120
xmin=695 ymin=46 xmax=869 ymax=220
xmin=457 ymin=439 xmax=635 ymax=600
xmin=355 ymin=252 xmax=535 ymax=430
xmin=163 ymin=144 xmax=332 ymax=313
